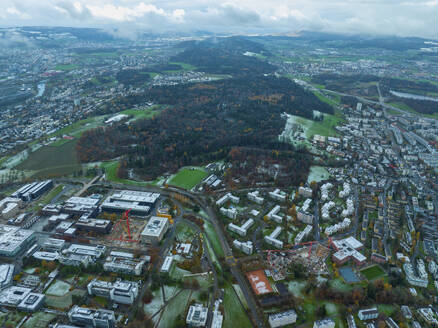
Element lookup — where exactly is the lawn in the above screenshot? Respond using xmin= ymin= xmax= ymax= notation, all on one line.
xmin=38 ymin=184 xmax=64 ymax=204
xmin=167 ymin=168 xmax=208 ymax=190
xmin=223 ymin=283 xmax=252 ymax=328
xmin=203 ymin=221 xmax=225 ymax=259
xmin=360 ymin=265 xmax=385 ymax=281
xmin=16 ymin=140 xmax=81 ymax=178
xmin=46 ymin=280 xmax=71 ymax=296
xmin=167 ymin=61 xmax=197 ymax=72
xmin=388 ymin=102 xmax=438 ymax=119
xmin=306 ymin=110 xmax=345 ymax=138
xmin=121 ymin=106 xmax=161 ymax=121
xmin=101 ymin=161 xmax=149 ymax=186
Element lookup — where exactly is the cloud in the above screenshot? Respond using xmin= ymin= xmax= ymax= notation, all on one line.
xmin=0 ymin=0 xmax=437 ymax=39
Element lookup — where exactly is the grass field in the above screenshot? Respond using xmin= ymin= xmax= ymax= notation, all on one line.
xmin=101 ymin=161 xmax=149 ymax=186
xmin=223 ymin=283 xmax=252 ymax=328
xmin=16 ymin=140 xmax=80 ymax=178
xmin=203 ymin=221 xmax=225 ymax=259
xmin=121 ymin=106 xmax=161 ymax=121
xmin=23 ymin=312 xmax=56 ymax=328
xmin=287 ymin=111 xmax=344 ymax=139
xmin=388 ymin=102 xmax=438 ymax=119
xmin=360 ymin=265 xmax=385 ymax=281
xmin=38 ymin=184 xmax=64 ymax=205
xmin=167 ymin=61 xmax=197 ymax=72
xmin=167 ymin=167 xmax=208 ymax=190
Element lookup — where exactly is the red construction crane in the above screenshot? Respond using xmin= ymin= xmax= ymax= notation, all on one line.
xmin=110 ymin=209 xmax=139 ymax=243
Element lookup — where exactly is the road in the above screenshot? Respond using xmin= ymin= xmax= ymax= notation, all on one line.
xmin=56 ymin=177 xmax=265 ymax=328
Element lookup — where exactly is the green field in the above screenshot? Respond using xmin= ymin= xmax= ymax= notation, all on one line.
xmin=223 ymin=283 xmax=252 ymax=328
xmin=167 ymin=168 xmax=208 ymax=190
xmin=388 ymin=102 xmax=438 ymax=119
xmin=101 ymin=161 xmax=149 ymax=186
xmin=360 ymin=265 xmax=385 ymax=281
xmin=49 ymin=115 xmax=107 ymax=140
xmin=55 ymin=64 xmax=79 ymax=71
xmin=168 ymin=61 xmax=197 ymax=71
xmin=23 ymin=312 xmax=56 ymax=328
xmin=204 ymin=221 xmax=225 ymax=259
xmin=16 ymin=140 xmax=80 ymax=178
xmin=120 ymin=106 xmax=161 ymax=121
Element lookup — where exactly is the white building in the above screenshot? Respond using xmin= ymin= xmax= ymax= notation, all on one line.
xmin=0 ymin=264 xmax=14 ymax=290
xmin=0 ymin=224 xmax=36 ymax=257
xmin=247 ymin=191 xmax=264 ymax=205
xmin=265 ymin=227 xmax=283 ymax=249
xmin=313 ymin=318 xmax=335 ymax=328
xmin=324 ymin=218 xmax=351 ymax=236
xmin=216 ymin=193 xmax=239 ymax=206
xmin=186 ymin=303 xmax=208 ymax=327
xmin=211 ymin=300 xmax=223 ymax=328
xmin=299 ymin=186 xmax=313 ymax=198
xmin=342 ymin=198 xmax=354 ymax=217
xmin=321 ymin=201 xmax=335 ymax=220
xmin=87 ymin=278 xmax=139 ymax=305
xmin=339 ymin=182 xmax=351 ymax=198
xmin=267 ymin=205 xmax=283 ymax=223
xmin=228 ymin=219 xmax=254 ymax=237
xmin=268 ymin=309 xmax=297 ymax=328
xmin=161 ymin=256 xmax=173 ymax=273
xmin=233 ymin=240 xmax=253 ymax=255
xmin=68 ymin=306 xmax=115 ymax=328
xmin=404 ymin=263 xmax=428 ymax=287
xmin=358 ymin=307 xmax=379 ymax=321
xmin=269 ymin=189 xmax=287 ymax=202
xmin=141 ymin=216 xmax=169 ymax=244
xmin=295 ymin=225 xmax=312 ymax=245
xmin=220 ymin=207 xmax=238 ymax=219
xmin=320 ymin=183 xmax=333 ymax=201
xmin=103 ymin=251 xmax=147 ymax=276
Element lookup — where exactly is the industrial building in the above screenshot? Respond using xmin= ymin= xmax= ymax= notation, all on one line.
xmin=268 ymin=309 xmax=297 ymax=327
xmin=0 ymin=197 xmax=22 ymax=219
xmin=101 ymin=190 xmax=160 ymax=215
xmin=186 ymin=303 xmax=208 ymax=327
xmin=12 ymin=180 xmax=53 ymax=201
xmin=68 ymin=306 xmax=116 ymax=328
xmin=0 ymin=224 xmax=36 ymax=257
xmin=140 ymin=216 xmax=169 ymax=244
xmin=103 ymin=251 xmax=147 ymax=276
xmin=0 ymin=264 xmax=14 ymax=289
xmin=75 ymin=217 xmax=112 ymax=234
xmin=87 ymin=279 xmax=139 ymax=305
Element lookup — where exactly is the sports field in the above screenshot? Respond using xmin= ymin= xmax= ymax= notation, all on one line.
xmin=360 ymin=265 xmax=385 ymax=280
xmin=167 ymin=167 xmax=208 ymax=190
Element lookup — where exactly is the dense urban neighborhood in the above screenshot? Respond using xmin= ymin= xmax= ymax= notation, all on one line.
xmin=1 ymin=26 xmax=438 ymax=328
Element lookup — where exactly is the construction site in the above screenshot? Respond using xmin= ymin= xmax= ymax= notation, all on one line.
xmin=266 ymin=242 xmax=331 ymax=280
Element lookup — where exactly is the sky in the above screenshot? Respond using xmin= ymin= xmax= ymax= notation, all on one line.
xmin=1 ymin=0 xmax=438 ymax=39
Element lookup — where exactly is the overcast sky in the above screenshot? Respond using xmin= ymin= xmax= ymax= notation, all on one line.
xmin=1 ymin=0 xmax=438 ymax=39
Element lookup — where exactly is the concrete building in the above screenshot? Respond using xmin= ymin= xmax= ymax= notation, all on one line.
xmin=347 ymin=314 xmax=357 ymax=328
xmin=267 ymin=205 xmax=283 ymax=223
xmin=186 ymin=303 xmax=208 ymax=327
xmin=0 ymin=264 xmax=14 ymax=289
xmin=220 ymin=207 xmax=238 ymax=219
xmin=297 ymin=211 xmax=314 ymax=224
xmin=0 ymin=224 xmax=36 ymax=257
xmin=332 ymin=237 xmax=366 ymax=266
xmin=211 ymin=300 xmax=223 ymax=328
xmin=101 ymin=190 xmax=160 ymax=215
xmin=313 ymin=318 xmax=335 ymax=328
xmin=17 ymin=293 xmax=45 ymax=312
xmin=299 ymin=186 xmax=313 ymax=198
xmin=75 ymin=217 xmax=112 ymax=234
xmin=269 ymin=189 xmax=287 ymax=202
xmin=265 ymin=227 xmax=283 ymax=249
xmin=12 ymin=180 xmax=53 ymax=201
xmin=358 ymin=307 xmax=379 ymax=321
xmin=0 ymin=197 xmax=21 ymax=219
xmin=247 ymin=191 xmax=264 ymax=204
xmin=268 ymin=309 xmax=297 ymax=327
xmin=295 ymin=225 xmax=312 ymax=244
xmin=43 ymin=238 xmax=65 ymax=251
xmin=417 ymin=308 xmax=438 ymax=325
xmin=140 ymin=216 xmax=169 ymax=244
xmin=0 ymin=286 xmax=32 ymax=306
xmin=216 ymin=193 xmax=239 ymax=206
xmin=68 ymin=306 xmax=116 ymax=328
xmin=233 ymin=240 xmax=253 ymax=255
xmin=103 ymin=251 xmax=147 ymax=276
xmin=404 ymin=262 xmax=428 ymax=287
xmin=228 ymin=218 xmax=254 ymax=237
xmin=87 ymin=279 xmax=139 ymax=305
xmin=160 ymin=256 xmax=173 ymax=273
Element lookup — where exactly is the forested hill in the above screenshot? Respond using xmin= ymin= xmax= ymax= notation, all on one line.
xmin=77 ymin=75 xmax=330 ymax=180
xmin=76 ymin=38 xmax=334 ymax=182
xmin=171 ymin=37 xmax=274 ymax=76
